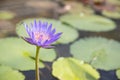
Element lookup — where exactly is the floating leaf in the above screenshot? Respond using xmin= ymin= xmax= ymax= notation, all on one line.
xmin=102 ymin=9 xmax=120 ymax=19
xmin=0 ymin=38 xmax=56 ymax=71
xmin=101 ymin=0 xmax=120 ymax=19
xmin=70 ymin=37 xmax=120 ymax=70
xmin=60 ymin=14 xmax=116 ymax=32
xmin=0 ymin=11 xmax=15 ymax=20
xmin=0 ymin=65 xmax=25 ymax=80
xmin=116 ymin=69 xmax=120 ymax=79
xmin=16 ymin=18 xmax=78 ymax=44
xmin=52 ymin=57 xmax=100 ymax=80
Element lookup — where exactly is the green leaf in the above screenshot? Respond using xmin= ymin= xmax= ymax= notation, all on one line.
xmin=116 ymin=69 xmax=120 ymax=79
xmin=70 ymin=37 xmax=120 ymax=70
xmin=16 ymin=18 xmax=79 ymax=44
xmin=0 ymin=65 xmax=25 ymax=80
xmin=0 ymin=11 xmax=15 ymax=20
xmin=60 ymin=14 xmax=116 ymax=32
xmin=52 ymin=57 xmax=100 ymax=80
xmin=102 ymin=10 xmax=120 ymax=19
xmin=0 ymin=37 xmax=56 ymax=71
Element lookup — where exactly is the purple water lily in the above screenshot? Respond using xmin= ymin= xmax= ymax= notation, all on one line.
xmin=22 ymin=20 xmax=62 ymax=48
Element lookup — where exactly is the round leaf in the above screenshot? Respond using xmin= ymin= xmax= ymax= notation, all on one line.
xmin=0 ymin=38 xmax=56 ymax=71
xmin=16 ymin=18 xmax=79 ymax=44
xmin=102 ymin=10 xmax=120 ymax=19
xmin=70 ymin=37 xmax=120 ymax=70
xmin=116 ymin=69 xmax=120 ymax=79
xmin=52 ymin=57 xmax=100 ymax=80
xmin=0 ymin=11 xmax=15 ymax=20
xmin=60 ymin=14 xmax=116 ymax=32
xmin=0 ymin=65 xmax=25 ymax=80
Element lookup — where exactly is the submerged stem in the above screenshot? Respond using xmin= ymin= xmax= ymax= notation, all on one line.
xmin=35 ymin=46 xmax=40 ymax=80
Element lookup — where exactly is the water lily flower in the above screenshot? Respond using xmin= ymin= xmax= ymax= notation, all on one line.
xmin=22 ymin=20 xmax=62 ymax=48
xmin=21 ymin=20 xmax=62 ymax=80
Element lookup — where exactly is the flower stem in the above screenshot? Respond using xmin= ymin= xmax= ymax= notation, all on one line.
xmin=35 ymin=46 xmax=40 ymax=80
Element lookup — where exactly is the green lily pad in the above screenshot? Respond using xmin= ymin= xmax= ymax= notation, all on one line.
xmin=60 ymin=14 xmax=116 ymax=32
xmin=102 ymin=9 xmax=120 ymax=19
xmin=52 ymin=57 xmax=100 ymax=80
xmin=0 ymin=11 xmax=15 ymax=20
xmin=70 ymin=37 xmax=120 ymax=70
xmin=0 ymin=38 xmax=56 ymax=71
xmin=116 ymin=69 xmax=120 ymax=79
xmin=16 ymin=18 xmax=79 ymax=44
xmin=0 ymin=65 xmax=25 ymax=80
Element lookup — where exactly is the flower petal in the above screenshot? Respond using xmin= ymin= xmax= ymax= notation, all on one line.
xmin=50 ymin=28 xmax=56 ymax=35
xmin=45 ymin=37 xmax=60 ymax=45
xmin=34 ymin=20 xmax=37 ymax=28
xmin=54 ymin=32 xmax=62 ymax=38
xmin=47 ymin=23 xmax=52 ymax=32
xmin=21 ymin=37 xmax=36 ymax=45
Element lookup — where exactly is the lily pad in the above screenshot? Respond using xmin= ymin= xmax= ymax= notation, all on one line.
xmin=16 ymin=18 xmax=79 ymax=44
xmin=116 ymin=69 xmax=120 ymax=79
xmin=60 ymin=14 xmax=116 ymax=32
xmin=70 ymin=37 xmax=120 ymax=70
xmin=0 ymin=11 xmax=15 ymax=20
xmin=102 ymin=9 xmax=120 ymax=19
xmin=0 ymin=65 xmax=25 ymax=80
xmin=0 ymin=38 xmax=56 ymax=71
xmin=52 ymin=57 xmax=100 ymax=80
